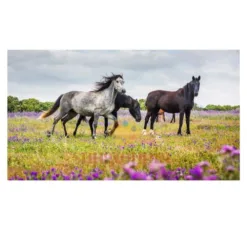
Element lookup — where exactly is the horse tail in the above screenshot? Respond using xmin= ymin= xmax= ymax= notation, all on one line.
xmin=38 ymin=94 xmax=63 ymax=119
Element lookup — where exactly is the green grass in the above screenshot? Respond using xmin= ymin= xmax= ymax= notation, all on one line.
xmin=8 ymin=113 xmax=240 ymax=179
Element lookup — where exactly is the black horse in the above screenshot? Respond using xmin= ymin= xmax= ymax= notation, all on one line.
xmin=70 ymin=93 xmax=142 ymax=137
xmin=143 ymin=76 xmax=201 ymax=136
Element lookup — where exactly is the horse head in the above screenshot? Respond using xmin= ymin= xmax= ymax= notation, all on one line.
xmin=129 ymin=98 xmax=141 ymax=122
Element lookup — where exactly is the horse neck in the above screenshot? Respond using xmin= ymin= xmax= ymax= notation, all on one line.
xmin=102 ymin=82 xmax=118 ymax=104
xmin=117 ymin=95 xmax=132 ymax=108
xmin=184 ymin=84 xmax=194 ymax=104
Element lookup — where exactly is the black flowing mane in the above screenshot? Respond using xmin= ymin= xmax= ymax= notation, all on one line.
xmin=92 ymin=73 xmax=123 ymax=92
xmin=183 ymin=82 xmax=193 ymax=103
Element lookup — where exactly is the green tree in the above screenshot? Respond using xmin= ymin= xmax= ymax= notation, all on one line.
xmin=20 ymin=98 xmax=42 ymax=112
xmin=138 ymin=99 xmax=146 ymax=110
xmin=8 ymin=96 xmax=21 ymax=112
xmin=40 ymin=102 xmax=53 ymax=111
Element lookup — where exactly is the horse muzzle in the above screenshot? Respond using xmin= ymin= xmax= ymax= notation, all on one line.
xmin=194 ymin=93 xmax=198 ymax=97
xmin=136 ymin=117 xmax=141 ymax=122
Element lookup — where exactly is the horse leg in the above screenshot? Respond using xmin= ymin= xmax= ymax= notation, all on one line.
xmin=186 ymin=110 xmax=191 ymax=134
xmin=177 ymin=112 xmax=184 ymax=135
xmin=104 ymin=113 xmax=118 ymax=136
xmin=170 ymin=113 xmax=174 ymax=123
xmin=92 ymin=113 xmax=100 ymax=139
xmin=149 ymin=112 xmax=158 ymax=135
xmin=61 ymin=110 xmax=78 ymax=137
xmin=89 ymin=116 xmax=94 ymax=137
xmin=104 ymin=117 xmax=109 ymax=136
xmin=73 ymin=115 xmax=86 ymax=136
xmin=143 ymin=111 xmax=151 ymax=135
xmin=48 ymin=109 xmax=68 ymax=137
xmin=163 ymin=112 xmax=166 ymax=122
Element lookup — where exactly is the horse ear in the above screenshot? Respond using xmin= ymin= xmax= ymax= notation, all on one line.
xmin=192 ymin=76 xmax=195 ymax=80
xmin=198 ymin=76 xmax=201 ymax=81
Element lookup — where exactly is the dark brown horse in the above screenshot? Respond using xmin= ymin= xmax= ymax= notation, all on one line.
xmin=156 ymin=109 xmax=175 ymax=123
xmin=143 ymin=76 xmax=200 ymax=135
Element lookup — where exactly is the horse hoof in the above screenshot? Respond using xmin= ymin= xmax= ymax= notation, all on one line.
xmin=142 ymin=130 xmax=147 ymax=135
xmin=104 ymin=131 xmax=110 ymax=137
xmin=149 ymin=130 xmax=155 ymax=135
xmin=73 ymin=132 xmax=76 ymax=136
xmin=46 ymin=131 xmax=51 ymax=138
xmin=66 ymin=135 xmax=69 ymax=138
xmin=92 ymin=136 xmax=97 ymax=140
xmin=177 ymin=133 xmax=182 ymax=136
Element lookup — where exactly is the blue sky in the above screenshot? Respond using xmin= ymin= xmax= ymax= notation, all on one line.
xmin=8 ymin=50 xmax=239 ymax=107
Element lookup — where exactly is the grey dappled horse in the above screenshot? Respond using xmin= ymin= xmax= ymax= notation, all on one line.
xmin=39 ymin=74 xmax=126 ymax=139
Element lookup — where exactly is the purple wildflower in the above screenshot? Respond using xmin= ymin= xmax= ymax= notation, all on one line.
xmin=185 ymin=175 xmax=193 ymax=180
xmin=189 ymin=165 xmax=204 ymax=180
xmin=149 ymin=160 xmax=165 ymax=173
xmin=220 ymin=145 xmax=235 ymax=154
xmin=131 ymin=171 xmax=147 ymax=180
xmin=231 ymin=149 xmax=240 ymax=157
xmin=226 ymin=165 xmax=235 ymax=172
xmin=31 ymin=171 xmax=38 ymax=177
xmin=63 ymin=176 xmax=70 ymax=180
xmin=111 ymin=170 xmax=118 ymax=179
xmin=123 ymin=162 xmax=136 ymax=172
xmin=86 ymin=176 xmax=93 ymax=180
xmin=92 ymin=172 xmax=99 ymax=179
xmin=204 ymin=175 xmax=218 ymax=180
xmin=197 ymin=161 xmax=210 ymax=168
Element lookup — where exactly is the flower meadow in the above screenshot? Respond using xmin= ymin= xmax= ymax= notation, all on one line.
xmin=8 ymin=110 xmax=240 ymax=180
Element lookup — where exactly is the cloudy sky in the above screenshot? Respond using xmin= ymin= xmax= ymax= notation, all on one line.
xmin=8 ymin=50 xmax=239 ymax=107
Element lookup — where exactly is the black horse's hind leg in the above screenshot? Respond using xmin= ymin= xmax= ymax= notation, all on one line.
xmin=104 ymin=117 xmax=109 ymax=135
xmin=89 ymin=117 xmax=94 ymax=136
xmin=177 ymin=112 xmax=184 ymax=135
xmin=106 ymin=112 xmax=118 ymax=136
xmin=185 ymin=110 xmax=191 ymax=134
xmin=142 ymin=111 xmax=151 ymax=135
xmin=73 ymin=115 xmax=86 ymax=136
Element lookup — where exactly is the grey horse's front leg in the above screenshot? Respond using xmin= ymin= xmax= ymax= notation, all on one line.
xmin=104 ymin=113 xmax=118 ymax=136
xmin=92 ymin=113 xmax=100 ymax=139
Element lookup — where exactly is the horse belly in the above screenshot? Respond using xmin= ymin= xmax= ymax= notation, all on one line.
xmin=162 ymin=104 xmax=179 ymax=113
xmin=101 ymin=104 xmax=115 ymax=116
xmin=71 ymin=96 xmax=95 ymax=116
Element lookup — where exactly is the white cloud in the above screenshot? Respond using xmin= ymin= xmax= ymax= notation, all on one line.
xmin=8 ymin=50 xmax=239 ymax=106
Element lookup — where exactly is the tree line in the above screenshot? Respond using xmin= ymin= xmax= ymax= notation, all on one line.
xmin=8 ymin=96 xmax=240 ymax=112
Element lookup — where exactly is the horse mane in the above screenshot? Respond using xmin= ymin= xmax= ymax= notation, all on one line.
xmin=92 ymin=73 xmax=123 ymax=92
xmin=183 ymin=81 xmax=194 ymax=102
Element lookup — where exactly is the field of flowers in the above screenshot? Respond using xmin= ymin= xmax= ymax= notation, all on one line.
xmin=8 ymin=109 xmax=240 ymax=180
